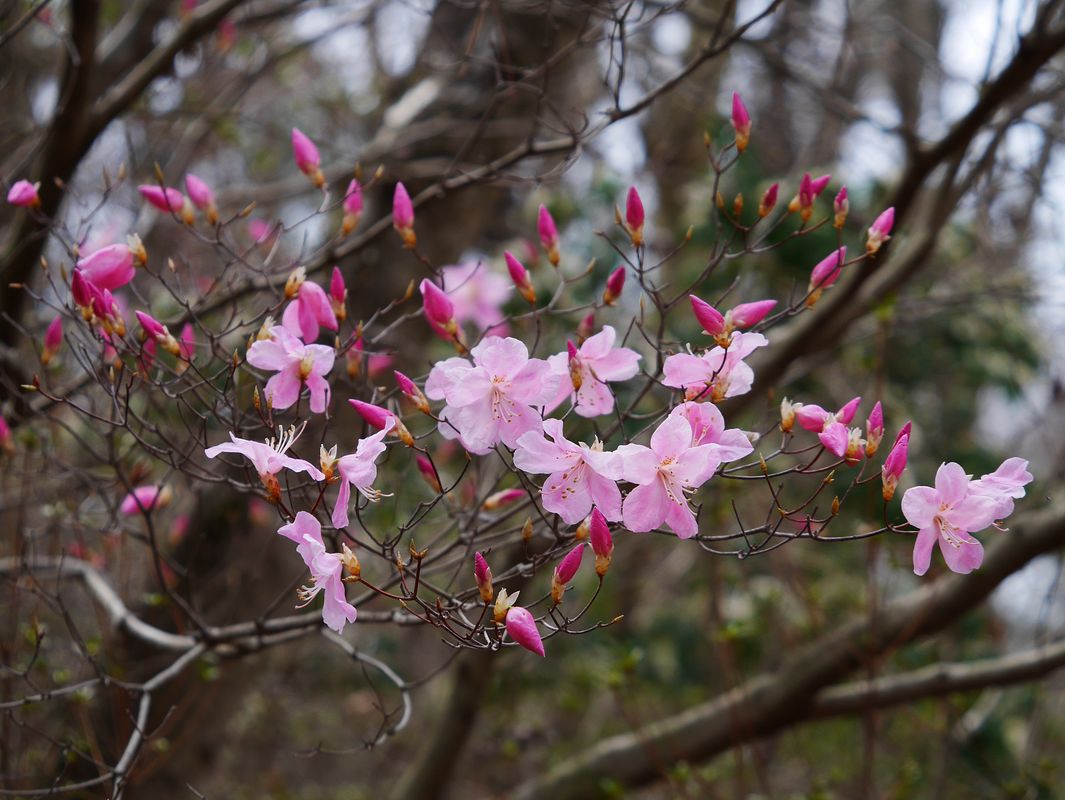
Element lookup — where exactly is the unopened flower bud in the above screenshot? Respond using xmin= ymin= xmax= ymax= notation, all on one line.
xmin=341 ymin=179 xmax=363 ymax=235
xmin=504 ymin=251 xmax=536 ymax=305
xmin=589 ymin=508 xmax=613 ymax=576
xmin=731 ymin=92 xmax=752 ymax=153
xmin=394 ymin=370 xmax=430 ymax=414
xmin=292 ymin=127 xmax=324 ymax=188
xmin=340 ymin=543 xmax=361 ymax=579
xmin=474 ymin=552 xmax=494 ymax=603
xmin=603 ymin=266 xmax=626 ymax=305
xmin=833 ymin=186 xmax=849 ymax=229
xmin=41 ymin=315 xmax=63 ymax=365
xmin=415 ymin=454 xmax=442 ymax=493
xmin=505 ymin=605 xmax=545 ymax=657
xmin=538 ymin=204 xmax=560 ymax=267
xmin=483 ymin=488 xmax=524 ymax=511
xmin=865 ymin=401 xmax=884 ymax=457
xmin=881 ymin=433 xmax=909 ymax=501
xmin=624 ymin=187 xmax=644 ymax=246
xmin=780 ymin=397 xmax=799 ymax=433
xmin=392 ymin=182 xmax=416 ymax=248
xmin=866 ymin=207 xmax=895 ymax=255
xmin=551 ymin=544 xmax=585 ymax=604
xmin=806 ymin=246 xmax=847 ymax=307
xmin=758 ymin=182 xmax=779 ymax=217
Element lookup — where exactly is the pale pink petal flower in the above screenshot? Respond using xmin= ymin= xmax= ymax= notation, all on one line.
xmin=247 ymin=325 xmax=334 ymax=413
xmin=425 ymin=336 xmax=560 ymax=455
xmin=545 ymin=325 xmax=641 ymax=418
xmin=505 ymin=606 xmax=545 ymax=657
xmin=662 ymin=331 xmax=768 ymax=402
xmin=667 ymin=401 xmax=753 ymax=480
xmin=205 ymin=426 xmax=324 ymax=500
xmin=277 ymin=512 xmax=357 ymax=633
xmin=514 ymin=418 xmax=624 ymax=523
xmin=281 ymin=281 xmax=338 ymax=342
xmin=331 ymin=419 xmax=394 ymax=529
xmin=969 ymin=457 xmax=1033 ymax=518
xmin=902 ymin=462 xmax=1006 ymax=576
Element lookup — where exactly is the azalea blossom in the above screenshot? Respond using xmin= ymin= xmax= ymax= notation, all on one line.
xmin=76 ymin=243 xmax=136 ymax=291
xmin=246 ymin=325 xmax=334 ymax=413
xmin=277 ymin=512 xmax=358 ymax=633
xmin=902 ymin=461 xmax=1027 ymax=576
xmin=425 ymin=336 xmax=559 ymax=455
xmin=545 ymin=325 xmax=641 ymax=417
xmin=330 ymin=418 xmax=394 ymax=529
xmin=662 ymin=331 xmax=768 ymax=402
xmin=793 ymin=396 xmax=861 ymax=458
xmin=969 ymin=457 xmax=1033 ymax=518
xmin=514 ymin=418 xmax=624 ymax=523
xmin=281 ymin=278 xmax=338 ymax=342
xmin=668 ymin=401 xmax=754 ymax=461
xmin=205 ymin=425 xmax=325 ymax=500
xmin=616 ymin=413 xmax=729 ymax=539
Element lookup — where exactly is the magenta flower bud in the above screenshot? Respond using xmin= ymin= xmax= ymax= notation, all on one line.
xmin=185 ymin=174 xmax=213 ymax=209
xmin=419 ymin=278 xmax=456 ymax=336
xmin=484 ymin=488 xmax=525 ymax=510
xmin=77 ymin=243 xmax=136 ymax=291
xmin=342 ymin=179 xmax=363 ymax=235
xmin=138 ymin=185 xmax=191 ymax=223
xmin=120 ymin=484 xmax=173 ymax=515
xmin=71 ymin=270 xmax=92 ymax=309
xmin=893 ymin=420 xmax=912 ymax=448
xmin=603 ymin=266 xmax=626 ymax=305
xmin=348 ymin=398 xmax=395 ymax=431
xmin=837 ymin=396 xmax=862 ymax=425
xmin=833 ymin=186 xmax=849 ymax=228
xmin=797 ymin=172 xmax=814 ymax=208
xmin=291 ymin=127 xmax=322 ymax=184
xmin=624 ymin=187 xmax=645 ymax=245
xmin=690 ymin=294 xmax=725 ymax=337
xmin=806 ymin=246 xmax=847 ymax=306
xmin=41 ymin=315 xmax=63 ymax=365
xmin=7 ymin=180 xmax=39 ymax=208
xmin=731 ymin=92 xmax=751 ymax=153
xmin=881 ymin=433 xmax=909 ymax=501
xmin=474 ymin=551 xmax=494 ymax=603
xmin=866 ymin=206 xmax=895 ymax=255
xmin=729 ymin=299 xmax=777 ymax=329
xmin=865 ymin=401 xmax=884 ymax=456
xmin=810 ymin=174 xmax=831 ymax=197
xmin=392 ymin=182 xmax=416 ymax=247
xmin=135 ymin=310 xmax=165 ymax=339
xmin=589 ymin=508 xmax=613 ymax=576
xmin=395 ymin=370 xmax=429 ymax=414
xmin=0 ymin=414 xmax=11 ymax=453
xmin=537 ymin=204 xmax=560 ymax=266
xmin=505 ymin=606 xmax=545 ymax=657
xmin=758 ymin=182 xmax=779 ymax=217
xmin=416 ymin=454 xmax=442 ymax=493
xmin=551 ymin=544 xmax=585 ymax=602
xmin=504 ymin=251 xmax=536 ymax=305
xmin=180 ymin=323 xmax=195 ymax=357
xmin=576 ymin=312 xmax=595 ymax=343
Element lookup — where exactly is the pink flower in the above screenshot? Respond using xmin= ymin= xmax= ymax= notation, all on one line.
xmin=330 ymin=419 xmax=393 ymax=528
xmin=205 ymin=426 xmax=325 ymax=499
xmin=969 ymin=457 xmax=1033 ymax=518
xmin=806 ymin=246 xmax=847 ymax=306
xmin=545 ymin=325 xmax=641 ymax=418
xmin=246 ymin=325 xmax=335 ymax=413
xmin=292 ymin=127 xmax=324 ymax=187
xmin=589 ymin=507 xmax=614 ymax=576
xmin=474 ymin=552 xmax=494 ymax=602
xmin=624 ymin=187 xmax=645 ymax=245
xmin=790 ymin=172 xmax=831 ymax=221
xmin=866 ymin=207 xmax=895 ymax=254
xmin=393 ymin=182 xmax=415 ymax=247
xmin=505 ymin=606 xmax=545 ymax=657
xmin=138 ymin=185 xmax=194 ymax=224
xmin=425 ymin=336 xmax=560 ymax=455
xmin=662 ymin=331 xmax=768 ymax=402
xmin=185 ymin=174 xmax=218 ymax=224
xmin=903 ymin=462 xmax=1009 ymax=576
xmin=617 ymin=413 xmax=729 ymax=538
xmin=514 ymin=418 xmax=624 ymax=524
xmin=603 ymin=265 xmax=626 ymax=305
xmin=439 ymin=261 xmax=511 ymax=333
xmin=793 ymin=396 xmax=861 ymax=459
xmin=758 ymin=183 xmax=779 ymax=217
xmin=504 ymin=251 xmax=536 ymax=305
xmin=690 ymin=295 xmax=776 ymax=344
xmin=731 ymin=92 xmax=751 ymax=152
xmin=882 ymin=433 xmax=909 ymax=501
xmin=551 ymin=544 xmax=585 ymax=603
xmin=76 ymin=244 xmax=136 ymax=291
xmin=538 ymin=205 xmax=560 ymax=266
xmin=341 ymin=179 xmax=363 ymax=235
xmin=120 ymin=484 xmax=173 ymax=515
xmin=669 ymin=401 xmax=754 ymax=461
xmin=7 ymin=180 xmax=39 ymax=208
xmin=329 ymin=266 xmax=347 ymax=322
xmin=41 ymin=315 xmax=63 ymax=365
xmin=282 ymin=280 xmax=338 ymax=342
xmin=277 ymin=512 xmax=357 ymax=633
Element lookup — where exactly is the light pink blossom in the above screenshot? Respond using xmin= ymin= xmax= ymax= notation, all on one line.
xmin=247 ymin=325 xmax=334 ymax=413
xmin=794 ymin=396 xmax=861 ymax=458
xmin=903 ymin=462 xmax=1009 ymax=576
xmin=205 ymin=426 xmax=325 ymax=499
xmin=514 ymin=418 xmax=624 ymax=523
xmin=617 ymin=413 xmax=728 ymax=539
xmin=282 ymin=280 xmax=338 ymax=342
xmin=277 ymin=512 xmax=357 ymax=633
xmin=545 ymin=325 xmax=641 ymax=418
xmin=76 ymin=244 xmax=136 ymax=291
xmin=330 ymin=419 xmax=394 ymax=529
xmin=969 ymin=457 xmax=1033 ymax=519
xmin=662 ymin=331 xmax=768 ymax=402
xmin=668 ymin=401 xmax=754 ymax=462
xmin=425 ymin=336 xmax=560 ymax=455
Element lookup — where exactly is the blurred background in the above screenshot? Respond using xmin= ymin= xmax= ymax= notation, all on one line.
xmin=2 ymin=1 xmax=1065 ymax=797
